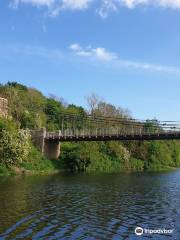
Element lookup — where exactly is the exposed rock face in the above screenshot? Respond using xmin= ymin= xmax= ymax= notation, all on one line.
xmin=0 ymin=97 xmax=8 ymax=118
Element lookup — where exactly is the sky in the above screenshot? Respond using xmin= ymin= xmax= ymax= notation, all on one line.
xmin=0 ymin=0 xmax=180 ymax=121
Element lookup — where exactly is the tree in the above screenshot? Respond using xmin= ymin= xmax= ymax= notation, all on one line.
xmin=0 ymin=118 xmax=31 ymax=167
xmin=86 ymin=93 xmax=102 ymax=115
xmin=45 ymin=98 xmax=65 ymax=130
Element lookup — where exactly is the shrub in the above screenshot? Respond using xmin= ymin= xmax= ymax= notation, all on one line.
xmin=0 ymin=118 xmax=31 ymax=167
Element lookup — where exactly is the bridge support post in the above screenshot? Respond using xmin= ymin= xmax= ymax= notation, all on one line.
xmin=30 ymin=128 xmax=60 ymax=160
xmin=30 ymin=128 xmax=46 ymax=154
xmin=44 ymin=139 xmax=61 ymax=160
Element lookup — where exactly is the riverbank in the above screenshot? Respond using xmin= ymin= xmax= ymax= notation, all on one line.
xmin=0 ymin=159 xmax=178 ymax=177
xmin=0 ymin=166 xmax=59 ymax=177
xmin=0 ymin=139 xmax=63 ymax=177
xmin=0 ymin=159 xmax=63 ymax=177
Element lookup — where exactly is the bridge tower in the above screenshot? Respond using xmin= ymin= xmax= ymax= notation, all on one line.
xmin=30 ymin=128 xmax=60 ymax=160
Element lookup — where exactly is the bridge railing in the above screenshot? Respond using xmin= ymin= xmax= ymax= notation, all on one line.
xmin=44 ymin=112 xmax=180 ymax=139
xmin=45 ymin=126 xmax=180 ymax=139
xmin=46 ymin=130 xmax=62 ymax=139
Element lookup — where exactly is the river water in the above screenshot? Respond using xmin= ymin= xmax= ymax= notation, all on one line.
xmin=0 ymin=170 xmax=179 ymax=239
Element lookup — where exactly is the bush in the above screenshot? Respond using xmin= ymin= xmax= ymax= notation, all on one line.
xmin=21 ymin=145 xmax=57 ymax=171
xmin=0 ymin=118 xmax=31 ymax=168
xmin=0 ymin=165 xmax=10 ymax=175
xmin=129 ymin=158 xmax=144 ymax=171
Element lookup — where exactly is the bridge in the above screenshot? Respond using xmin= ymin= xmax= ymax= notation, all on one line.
xmin=30 ymin=112 xmax=180 ymax=159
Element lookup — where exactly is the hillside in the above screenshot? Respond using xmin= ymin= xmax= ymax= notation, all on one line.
xmin=0 ymin=81 xmax=180 ymax=174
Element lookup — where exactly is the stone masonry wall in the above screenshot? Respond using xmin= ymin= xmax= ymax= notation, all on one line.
xmin=0 ymin=97 xmax=8 ymax=118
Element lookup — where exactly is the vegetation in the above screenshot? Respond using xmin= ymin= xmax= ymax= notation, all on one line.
xmin=0 ymin=81 xmax=180 ymax=175
xmin=0 ymin=119 xmax=30 ymax=167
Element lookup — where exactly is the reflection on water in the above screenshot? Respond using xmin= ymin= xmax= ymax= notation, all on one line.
xmin=0 ymin=170 xmax=180 ymax=239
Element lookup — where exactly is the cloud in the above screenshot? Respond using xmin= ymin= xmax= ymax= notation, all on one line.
xmin=61 ymin=0 xmax=92 ymax=10
xmin=69 ymin=43 xmax=180 ymax=74
xmin=97 ymin=0 xmax=118 ymax=18
xmin=115 ymin=58 xmax=180 ymax=74
xmin=10 ymin=0 xmax=93 ymax=16
xmin=10 ymin=0 xmax=54 ymax=8
xmin=50 ymin=0 xmax=92 ymax=16
xmin=119 ymin=0 xmax=149 ymax=9
xmin=69 ymin=43 xmax=117 ymax=61
xmin=2 ymin=43 xmax=180 ymax=74
xmin=97 ymin=0 xmax=180 ymax=17
xmin=69 ymin=43 xmax=81 ymax=51
xmin=157 ymin=0 xmax=180 ymax=9
xmin=125 ymin=0 xmax=180 ymax=9
xmin=10 ymin=0 xmax=180 ymax=17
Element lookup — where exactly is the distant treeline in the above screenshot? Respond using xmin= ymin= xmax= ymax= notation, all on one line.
xmin=0 ymin=81 xmax=180 ymax=174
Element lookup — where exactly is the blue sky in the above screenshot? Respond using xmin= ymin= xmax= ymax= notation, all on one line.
xmin=0 ymin=0 xmax=180 ymax=120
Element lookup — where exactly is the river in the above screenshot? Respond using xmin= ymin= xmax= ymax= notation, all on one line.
xmin=0 ymin=170 xmax=180 ymax=239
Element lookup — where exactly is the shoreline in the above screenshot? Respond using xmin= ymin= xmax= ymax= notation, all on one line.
xmin=0 ymin=164 xmax=178 ymax=177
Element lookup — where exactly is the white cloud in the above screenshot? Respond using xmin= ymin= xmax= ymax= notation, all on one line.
xmin=97 ymin=0 xmax=118 ymax=18
xmin=61 ymin=0 xmax=92 ymax=10
xmin=116 ymin=58 xmax=180 ymax=73
xmin=10 ymin=0 xmax=92 ymax=16
xmin=120 ymin=0 xmax=180 ymax=9
xmin=69 ymin=43 xmax=81 ymax=51
xmin=10 ymin=0 xmax=54 ymax=8
xmin=10 ymin=0 xmax=180 ymax=17
xmin=97 ymin=0 xmax=180 ymax=18
xmin=50 ymin=0 xmax=92 ymax=16
xmin=118 ymin=0 xmax=148 ymax=9
xmin=69 ymin=43 xmax=180 ymax=73
xmin=69 ymin=43 xmax=117 ymax=61
xmin=93 ymin=47 xmax=117 ymax=61
xmin=1 ymin=43 xmax=180 ymax=74
xmin=157 ymin=0 xmax=180 ymax=9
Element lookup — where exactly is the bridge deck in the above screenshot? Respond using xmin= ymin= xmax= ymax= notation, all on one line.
xmin=45 ymin=132 xmax=180 ymax=141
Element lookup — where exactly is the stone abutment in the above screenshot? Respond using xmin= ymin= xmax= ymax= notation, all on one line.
xmin=30 ymin=128 xmax=60 ymax=160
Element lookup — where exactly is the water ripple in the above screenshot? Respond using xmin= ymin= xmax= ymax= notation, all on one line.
xmin=0 ymin=171 xmax=179 ymax=239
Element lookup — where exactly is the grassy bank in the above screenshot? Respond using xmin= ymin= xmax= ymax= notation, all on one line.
xmin=0 ymin=144 xmax=64 ymax=176
xmin=0 ymin=155 xmax=178 ymax=177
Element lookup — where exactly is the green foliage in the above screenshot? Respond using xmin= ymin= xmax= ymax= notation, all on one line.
xmin=0 ymin=165 xmax=10 ymax=176
xmin=45 ymin=98 xmax=64 ymax=130
xmin=0 ymin=118 xmax=31 ymax=168
xmin=0 ymin=83 xmax=46 ymax=129
xmin=144 ymin=119 xmax=159 ymax=133
xmin=0 ymin=117 xmax=18 ymax=131
xmin=129 ymin=158 xmax=144 ymax=171
xmin=61 ymin=142 xmax=138 ymax=172
xmin=107 ymin=141 xmax=130 ymax=163
xmin=21 ymin=145 xmax=60 ymax=172
xmin=60 ymin=142 xmax=91 ymax=172
xmin=0 ymin=82 xmax=180 ymax=174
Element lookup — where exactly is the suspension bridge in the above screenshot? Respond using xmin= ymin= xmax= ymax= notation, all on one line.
xmin=46 ymin=112 xmax=180 ymax=141
xmin=31 ymin=112 xmax=180 ymax=159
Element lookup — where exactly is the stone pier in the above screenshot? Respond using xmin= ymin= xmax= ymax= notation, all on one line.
xmin=30 ymin=128 xmax=60 ymax=160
